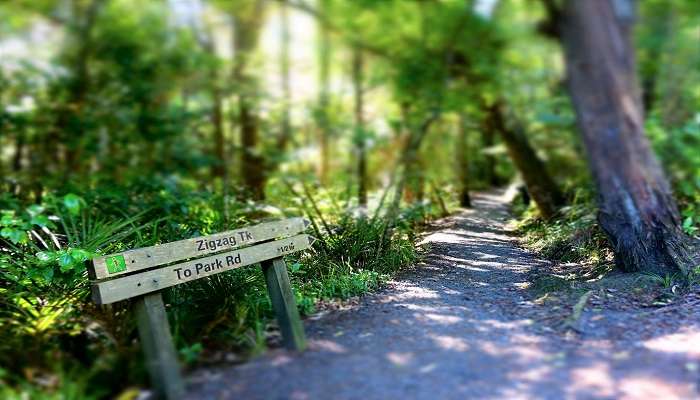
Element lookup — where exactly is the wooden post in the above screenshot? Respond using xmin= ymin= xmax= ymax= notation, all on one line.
xmin=134 ymin=292 xmax=184 ymax=400
xmin=261 ymin=257 xmax=306 ymax=351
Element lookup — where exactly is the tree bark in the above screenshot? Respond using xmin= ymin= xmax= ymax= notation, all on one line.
xmin=352 ymin=48 xmax=368 ymax=207
xmin=62 ymin=0 xmax=105 ymax=179
xmin=457 ymin=113 xmax=471 ymax=208
xmin=488 ymin=102 xmax=564 ymax=219
xmin=316 ymin=0 xmax=331 ymax=185
xmin=210 ymin=81 xmax=227 ymax=180
xmin=233 ymin=0 xmax=266 ymax=200
xmin=278 ymin=0 xmax=292 ymax=151
xmin=480 ymin=113 xmax=498 ymax=186
xmin=560 ymin=0 xmax=693 ymax=274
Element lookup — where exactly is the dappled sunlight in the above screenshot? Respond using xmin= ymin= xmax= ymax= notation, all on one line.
xmin=643 ymin=328 xmax=700 ymax=356
xmin=619 ymin=375 xmax=697 ymax=400
xmin=568 ymin=362 xmax=616 ymax=398
xmin=308 ymin=340 xmax=348 ymax=354
xmin=421 ymin=313 xmax=463 ymax=325
xmin=386 ymin=352 xmax=414 ymax=367
xmin=380 ymin=284 xmax=441 ymax=302
xmin=420 ymin=232 xmax=469 ymax=245
xmin=429 ymin=335 xmax=470 ymax=352
xmin=269 ymin=354 xmax=294 ymax=367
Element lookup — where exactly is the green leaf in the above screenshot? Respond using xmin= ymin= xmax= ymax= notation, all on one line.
xmin=30 ymin=215 xmax=50 ymax=227
xmin=41 ymin=266 xmax=54 ymax=283
xmin=58 ymin=253 xmax=75 ymax=271
xmin=68 ymin=248 xmax=91 ymax=262
xmin=26 ymin=205 xmax=44 ymax=217
xmin=63 ymin=194 xmax=83 ymax=215
xmin=1 ymin=211 xmax=16 ymax=226
xmin=1 ymin=228 xmax=28 ymax=244
xmin=36 ymin=251 xmax=54 ymax=263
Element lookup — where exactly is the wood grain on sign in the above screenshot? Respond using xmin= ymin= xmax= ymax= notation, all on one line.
xmin=91 ymin=217 xmax=309 ymax=280
xmin=92 ymin=234 xmax=315 ymax=304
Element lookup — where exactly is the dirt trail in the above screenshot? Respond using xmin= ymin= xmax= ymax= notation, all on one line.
xmin=187 ymin=190 xmax=700 ymax=400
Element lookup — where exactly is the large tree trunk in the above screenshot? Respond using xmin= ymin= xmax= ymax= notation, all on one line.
xmin=488 ymin=102 xmax=564 ymax=219
xmin=352 ymin=48 xmax=368 ymax=207
xmin=560 ymin=0 xmax=693 ymax=274
xmin=233 ymin=0 xmax=266 ymax=200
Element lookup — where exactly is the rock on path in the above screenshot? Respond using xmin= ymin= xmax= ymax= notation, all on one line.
xmin=187 ymin=190 xmax=700 ymax=400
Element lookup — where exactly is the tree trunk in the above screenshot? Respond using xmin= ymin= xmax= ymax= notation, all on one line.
xmin=489 ymin=102 xmax=564 ymax=219
xmin=62 ymin=0 xmax=105 ymax=179
xmin=457 ymin=113 xmax=471 ymax=208
xmin=278 ymin=0 xmax=292 ymax=151
xmin=317 ymin=0 xmax=331 ymax=185
xmin=233 ymin=0 xmax=266 ymax=200
xmin=352 ymin=48 xmax=368 ymax=207
xmin=210 ymin=82 xmax=227 ymax=180
xmin=560 ymin=0 xmax=693 ymax=274
xmin=12 ymin=129 xmax=25 ymax=173
xmin=480 ymin=114 xmax=498 ymax=186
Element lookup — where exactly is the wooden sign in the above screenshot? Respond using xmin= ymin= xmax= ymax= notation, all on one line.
xmin=92 ymin=234 xmax=315 ymax=304
xmin=87 ymin=218 xmax=313 ymax=399
xmin=91 ymin=217 xmax=309 ymax=280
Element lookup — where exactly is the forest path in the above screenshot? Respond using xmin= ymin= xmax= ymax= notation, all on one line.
xmin=187 ymin=190 xmax=699 ymax=400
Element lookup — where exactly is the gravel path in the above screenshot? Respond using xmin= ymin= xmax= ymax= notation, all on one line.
xmin=187 ymin=190 xmax=700 ymax=400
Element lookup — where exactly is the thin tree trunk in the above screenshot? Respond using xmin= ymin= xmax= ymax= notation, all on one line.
xmin=278 ymin=0 xmax=292 ymax=150
xmin=489 ymin=102 xmax=564 ymax=219
xmin=317 ymin=0 xmax=331 ymax=185
xmin=457 ymin=113 xmax=471 ymax=208
xmin=210 ymin=80 xmax=227 ymax=180
xmin=480 ymin=117 xmax=498 ymax=186
xmin=560 ymin=0 xmax=693 ymax=274
xmin=12 ymin=129 xmax=25 ymax=173
xmin=62 ymin=0 xmax=105 ymax=179
xmin=352 ymin=48 xmax=368 ymax=207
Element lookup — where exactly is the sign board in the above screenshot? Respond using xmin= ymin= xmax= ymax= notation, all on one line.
xmin=92 ymin=234 xmax=314 ymax=304
xmin=91 ymin=217 xmax=309 ymax=280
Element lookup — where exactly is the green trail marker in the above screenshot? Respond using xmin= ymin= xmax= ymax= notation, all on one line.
xmin=105 ymin=255 xmax=126 ymax=274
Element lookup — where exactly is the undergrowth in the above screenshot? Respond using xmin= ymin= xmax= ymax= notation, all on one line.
xmin=513 ymin=187 xmax=615 ymax=280
xmin=0 ymin=178 xmax=447 ymax=398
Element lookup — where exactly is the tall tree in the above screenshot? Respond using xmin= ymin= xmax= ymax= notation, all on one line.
xmin=456 ymin=112 xmax=471 ymax=208
xmin=278 ymin=0 xmax=292 ymax=150
xmin=316 ymin=0 xmax=332 ymax=185
xmin=232 ymin=0 xmax=266 ymax=200
xmin=558 ymin=0 xmax=694 ymax=274
xmin=488 ymin=101 xmax=564 ymax=219
xmin=352 ymin=47 xmax=368 ymax=207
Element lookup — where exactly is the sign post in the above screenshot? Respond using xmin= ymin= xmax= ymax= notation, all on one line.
xmin=87 ymin=218 xmax=313 ymax=399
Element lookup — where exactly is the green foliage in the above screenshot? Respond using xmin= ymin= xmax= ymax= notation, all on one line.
xmin=515 ymin=187 xmax=614 ymax=277
xmin=0 ymin=180 xmax=433 ymax=396
xmin=648 ymin=115 xmax=700 ymax=236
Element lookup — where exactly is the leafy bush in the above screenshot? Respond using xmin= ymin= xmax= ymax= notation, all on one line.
xmin=648 ymin=114 xmax=700 ymax=237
